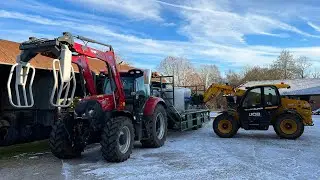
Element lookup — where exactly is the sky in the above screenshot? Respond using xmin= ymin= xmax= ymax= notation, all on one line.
xmin=2 ymin=0 xmax=320 ymax=76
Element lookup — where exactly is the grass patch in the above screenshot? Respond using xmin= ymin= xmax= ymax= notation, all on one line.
xmin=0 ymin=139 xmax=49 ymax=159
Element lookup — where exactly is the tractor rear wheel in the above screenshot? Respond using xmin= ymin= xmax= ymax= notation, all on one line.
xmin=49 ymin=118 xmax=82 ymax=159
xmin=141 ymin=105 xmax=167 ymax=148
xmin=274 ymin=114 xmax=304 ymax=139
xmin=213 ymin=114 xmax=239 ymax=138
xmin=101 ymin=116 xmax=134 ymax=162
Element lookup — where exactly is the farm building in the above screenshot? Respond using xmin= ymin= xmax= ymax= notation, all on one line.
xmin=0 ymin=39 xmax=135 ymax=145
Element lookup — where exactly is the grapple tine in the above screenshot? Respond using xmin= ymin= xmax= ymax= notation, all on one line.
xmin=7 ymin=59 xmax=35 ymax=108
xmin=49 ymin=44 xmax=76 ymax=107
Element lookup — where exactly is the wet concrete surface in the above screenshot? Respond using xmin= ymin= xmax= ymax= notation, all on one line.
xmin=1 ymin=118 xmax=320 ymax=180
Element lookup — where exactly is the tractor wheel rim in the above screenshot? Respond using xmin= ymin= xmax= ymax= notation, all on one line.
xmin=280 ymin=119 xmax=298 ymax=135
xmin=218 ymin=120 xmax=232 ymax=134
xmin=156 ymin=113 xmax=165 ymax=140
xmin=0 ymin=127 xmax=8 ymax=141
xmin=118 ymin=126 xmax=131 ymax=154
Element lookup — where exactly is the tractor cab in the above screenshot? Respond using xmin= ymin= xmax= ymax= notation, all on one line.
xmin=100 ymin=69 xmax=147 ymax=113
xmin=238 ymin=85 xmax=281 ymax=130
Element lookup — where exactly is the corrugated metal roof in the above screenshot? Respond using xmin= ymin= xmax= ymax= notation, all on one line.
xmin=239 ymin=79 xmax=320 ymax=96
xmin=0 ymin=39 xmax=135 ymax=74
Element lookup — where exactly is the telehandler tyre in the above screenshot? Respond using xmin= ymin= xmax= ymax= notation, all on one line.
xmin=213 ymin=114 xmax=239 ymax=138
xmin=274 ymin=114 xmax=304 ymax=139
xmin=101 ymin=116 xmax=134 ymax=162
xmin=141 ymin=105 xmax=167 ymax=148
xmin=49 ymin=119 xmax=82 ymax=159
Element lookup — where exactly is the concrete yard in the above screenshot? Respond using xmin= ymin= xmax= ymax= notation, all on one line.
xmin=1 ymin=116 xmax=319 ymax=180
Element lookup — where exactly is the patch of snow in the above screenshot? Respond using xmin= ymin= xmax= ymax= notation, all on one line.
xmin=28 ymin=156 xmax=38 ymax=159
xmin=62 ymin=160 xmax=73 ymax=180
xmin=59 ymin=116 xmax=320 ymax=179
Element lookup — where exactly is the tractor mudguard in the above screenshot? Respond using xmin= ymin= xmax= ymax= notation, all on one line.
xmin=110 ymin=110 xmax=134 ymax=121
xmin=143 ymin=97 xmax=167 ymax=116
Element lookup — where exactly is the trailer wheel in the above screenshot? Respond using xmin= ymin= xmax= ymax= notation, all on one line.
xmin=0 ymin=120 xmax=18 ymax=146
xmin=213 ymin=114 xmax=238 ymax=138
xmin=101 ymin=116 xmax=134 ymax=162
xmin=141 ymin=104 xmax=167 ymax=148
xmin=49 ymin=119 xmax=82 ymax=159
xmin=274 ymin=114 xmax=304 ymax=139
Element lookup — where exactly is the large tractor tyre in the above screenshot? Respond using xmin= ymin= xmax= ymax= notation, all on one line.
xmin=1 ymin=113 xmax=17 ymax=126
xmin=0 ymin=120 xmax=18 ymax=146
xmin=141 ymin=105 xmax=168 ymax=148
xmin=274 ymin=114 xmax=304 ymax=139
xmin=213 ymin=114 xmax=239 ymax=138
xmin=100 ymin=116 xmax=134 ymax=162
xmin=49 ymin=120 xmax=82 ymax=159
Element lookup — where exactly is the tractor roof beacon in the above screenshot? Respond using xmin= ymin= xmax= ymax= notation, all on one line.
xmin=204 ymin=83 xmax=313 ymax=139
xmin=7 ymin=32 xmax=170 ymax=162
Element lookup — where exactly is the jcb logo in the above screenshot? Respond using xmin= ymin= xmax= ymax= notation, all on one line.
xmin=249 ymin=112 xmax=261 ymax=117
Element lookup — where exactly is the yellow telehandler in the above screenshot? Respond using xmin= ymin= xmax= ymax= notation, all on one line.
xmin=204 ymin=83 xmax=313 ymax=139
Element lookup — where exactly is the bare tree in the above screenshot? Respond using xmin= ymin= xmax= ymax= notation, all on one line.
xmin=311 ymin=68 xmax=320 ymax=78
xmin=271 ymin=50 xmax=296 ymax=79
xmin=242 ymin=65 xmax=283 ymax=81
xmin=225 ymin=69 xmax=243 ymax=87
xmin=197 ymin=64 xmax=222 ymax=88
xmin=295 ymin=56 xmax=312 ymax=79
xmin=157 ymin=56 xmax=199 ymax=86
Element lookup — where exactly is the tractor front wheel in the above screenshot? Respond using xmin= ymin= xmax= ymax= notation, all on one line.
xmin=213 ymin=114 xmax=239 ymax=138
xmin=274 ymin=114 xmax=304 ymax=139
xmin=100 ymin=116 xmax=134 ymax=162
xmin=49 ymin=118 xmax=83 ymax=159
xmin=141 ymin=105 xmax=167 ymax=148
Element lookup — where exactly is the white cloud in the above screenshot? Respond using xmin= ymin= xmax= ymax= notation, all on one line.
xmin=69 ymin=0 xmax=163 ymax=21
xmin=308 ymin=22 xmax=320 ymax=32
xmin=162 ymin=22 xmax=176 ymax=27
xmin=0 ymin=10 xmax=58 ymax=25
xmin=2 ymin=1 xmax=320 ymax=74
xmin=157 ymin=0 xmax=320 ymax=46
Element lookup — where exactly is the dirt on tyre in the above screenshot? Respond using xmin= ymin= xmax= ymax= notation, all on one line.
xmin=274 ymin=114 xmax=304 ymax=139
xmin=100 ymin=116 xmax=134 ymax=162
xmin=49 ymin=119 xmax=82 ymax=159
xmin=140 ymin=105 xmax=167 ymax=148
xmin=213 ymin=114 xmax=238 ymax=138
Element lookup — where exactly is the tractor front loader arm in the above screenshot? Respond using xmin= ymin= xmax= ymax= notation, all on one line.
xmin=7 ymin=33 xmax=76 ymax=108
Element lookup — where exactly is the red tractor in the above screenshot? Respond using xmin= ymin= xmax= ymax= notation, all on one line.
xmin=7 ymin=32 xmax=168 ymax=162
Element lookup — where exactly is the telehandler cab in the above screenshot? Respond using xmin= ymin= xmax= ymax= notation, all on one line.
xmin=204 ymin=83 xmax=313 ymax=139
xmin=7 ymin=32 xmax=168 ymax=162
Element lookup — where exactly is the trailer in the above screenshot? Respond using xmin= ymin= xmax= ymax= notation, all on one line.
xmin=150 ymin=75 xmax=210 ymax=131
xmin=0 ymin=64 xmax=89 ymax=146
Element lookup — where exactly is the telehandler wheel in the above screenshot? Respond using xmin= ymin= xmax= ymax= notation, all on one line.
xmin=141 ymin=105 xmax=167 ymax=148
xmin=213 ymin=114 xmax=239 ymax=138
xmin=274 ymin=114 xmax=304 ymax=139
xmin=101 ymin=116 xmax=134 ymax=162
xmin=49 ymin=119 xmax=82 ymax=159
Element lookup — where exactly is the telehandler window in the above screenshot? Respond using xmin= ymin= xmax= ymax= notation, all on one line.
xmin=264 ymin=87 xmax=279 ymax=106
xmin=242 ymin=87 xmax=261 ymax=108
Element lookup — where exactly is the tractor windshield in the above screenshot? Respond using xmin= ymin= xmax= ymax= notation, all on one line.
xmin=102 ymin=76 xmax=145 ymax=97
